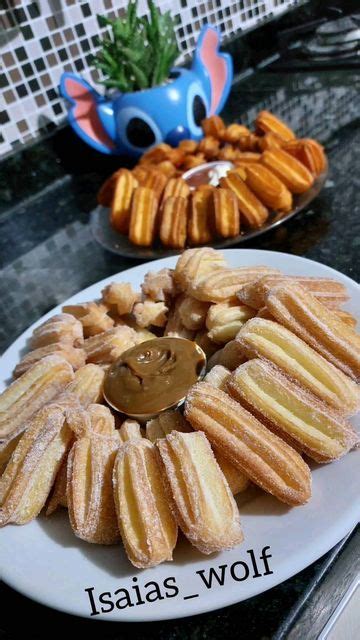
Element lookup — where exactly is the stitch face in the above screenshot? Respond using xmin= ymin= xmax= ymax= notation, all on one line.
xmin=60 ymin=26 xmax=232 ymax=157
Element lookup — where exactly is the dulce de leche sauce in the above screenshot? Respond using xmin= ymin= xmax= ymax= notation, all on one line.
xmin=103 ymin=337 xmax=206 ymax=419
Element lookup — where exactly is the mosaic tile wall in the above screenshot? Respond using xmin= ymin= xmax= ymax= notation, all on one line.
xmin=0 ymin=0 xmax=306 ymax=157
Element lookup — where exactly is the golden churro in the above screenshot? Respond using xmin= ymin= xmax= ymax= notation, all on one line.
xmin=13 ymin=344 xmax=85 ymax=378
xmin=220 ymin=171 xmax=269 ymax=227
xmin=67 ymin=404 xmax=121 ymax=544
xmin=101 ymin=282 xmax=139 ymax=316
xmin=0 ymin=355 xmax=74 ymax=439
xmin=177 ymin=295 xmax=209 ymax=331
xmin=228 ymin=359 xmax=358 ymax=462
xmin=266 ymin=284 xmax=360 ymax=381
xmin=30 ymin=313 xmax=83 ymax=349
xmin=110 ymin=169 xmax=138 ymax=234
xmin=243 ymin=164 xmax=293 ymax=213
xmin=0 ymin=398 xmax=78 ymax=525
xmin=128 ymin=186 xmax=158 ymax=247
xmin=133 ymin=299 xmax=168 ymax=328
xmin=113 ymin=438 xmax=177 ymax=568
xmin=185 ymin=382 xmax=311 ymax=505
xmin=188 ymin=186 xmax=215 ymax=245
xmin=201 ymin=114 xmax=226 ymax=139
xmin=255 ymin=110 xmax=296 ymax=141
xmin=189 ymin=266 xmax=279 ymax=303
xmin=206 ymin=302 xmax=256 ymax=343
xmin=160 ymin=196 xmax=188 ymax=249
xmin=157 ymin=430 xmax=244 ymax=553
xmin=261 ymin=149 xmax=314 ymax=194
xmin=174 ymin=247 xmax=226 ymax=293
xmin=63 ymin=302 xmax=113 ymax=337
xmin=84 ymin=326 xmax=138 ymax=364
xmin=141 ymin=268 xmax=178 ymax=302
xmin=237 ymin=318 xmax=360 ymax=415
xmin=237 ymin=274 xmax=349 ymax=310
xmin=213 ymin=187 xmax=240 ymax=238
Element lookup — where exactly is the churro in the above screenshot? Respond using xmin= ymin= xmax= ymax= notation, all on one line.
xmin=0 ymin=398 xmax=78 ymax=525
xmin=101 ymin=282 xmax=139 ymax=316
xmin=63 ymin=302 xmax=113 ymax=337
xmin=228 ymin=359 xmax=358 ymax=462
xmin=174 ymin=247 xmax=226 ymax=293
xmin=261 ymin=149 xmax=314 ymax=194
xmin=128 ymin=187 xmax=158 ymax=247
xmin=133 ymin=299 xmax=168 ymax=328
xmin=0 ymin=355 xmax=74 ymax=439
xmin=206 ymin=302 xmax=256 ymax=343
xmin=110 ymin=168 xmax=138 ymax=234
xmin=237 ymin=274 xmax=349 ymax=310
xmin=13 ymin=343 xmax=85 ymax=378
xmin=266 ymin=284 xmax=360 ymax=381
xmin=157 ymin=430 xmax=244 ymax=553
xmin=242 ymin=164 xmax=293 ymax=213
xmin=237 ymin=318 xmax=360 ymax=415
xmin=30 ymin=313 xmax=83 ymax=349
xmin=177 ymin=296 xmax=209 ymax=330
xmin=185 ymin=382 xmax=311 ymax=505
xmin=113 ymin=438 xmax=177 ymax=568
xmin=188 ymin=186 xmax=215 ymax=245
xmin=84 ymin=326 xmax=138 ymax=364
xmin=255 ymin=110 xmax=296 ymax=141
xmin=213 ymin=187 xmax=240 ymax=238
xmin=160 ymin=196 xmax=188 ymax=249
xmin=67 ymin=404 xmax=121 ymax=544
xmin=220 ymin=171 xmax=269 ymax=227
xmin=189 ymin=266 xmax=279 ymax=303
xmin=141 ymin=268 xmax=178 ymax=302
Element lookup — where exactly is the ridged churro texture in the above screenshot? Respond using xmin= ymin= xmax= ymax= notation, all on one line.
xmin=83 ymin=326 xmax=138 ymax=364
xmin=13 ymin=343 xmax=85 ymax=378
xmin=206 ymin=302 xmax=256 ymax=343
xmin=237 ymin=318 xmax=360 ymax=415
xmin=30 ymin=313 xmax=84 ymax=349
xmin=189 ymin=266 xmax=279 ymax=303
xmin=63 ymin=302 xmax=113 ymax=337
xmin=228 ymin=359 xmax=358 ymax=463
xmin=283 ymin=139 xmax=327 ymax=176
xmin=261 ymin=149 xmax=314 ymax=194
xmin=157 ymin=431 xmax=244 ymax=553
xmin=185 ymin=382 xmax=311 ymax=506
xmin=129 ymin=186 xmax=158 ymax=247
xmin=67 ymin=405 xmax=121 ymax=544
xmin=220 ymin=171 xmax=269 ymax=228
xmin=0 ymin=355 xmax=74 ymax=439
xmin=237 ymin=274 xmax=349 ymax=310
xmin=242 ymin=164 xmax=293 ymax=213
xmin=65 ymin=364 xmax=105 ymax=406
xmin=113 ymin=439 xmax=177 ymax=568
xmin=160 ymin=196 xmax=188 ymax=249
xmin=255 ymin=110 xmax=296 ymax=141
xmin=146 ymin=408 xmax=248 ymax=496
xmin=174 ymin=247 xmax=226 ymax=293
xmin=110 ymin=169 xmax=138 ymax=234
xmin=188 ymin=186 xmax=214 ymax=245
xmin=213 ymin=188 xmax=240 ymax=237
xmin=0 ymin=398 xmax=78 ymax=526
xmin=266 ymin=284 xmax=360 ymax=381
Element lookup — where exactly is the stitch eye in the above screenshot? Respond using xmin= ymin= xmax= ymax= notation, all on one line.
xmin=186 ymin=82 xmax=208 ymax=137
xmin=193 ymin=95 xmax=206 ymax=127
xmin=126 ymin=117 xmax=156 ymax=148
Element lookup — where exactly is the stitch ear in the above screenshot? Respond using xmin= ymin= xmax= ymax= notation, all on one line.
xmin=192 ymin=26 xmax=233 ymax=115
xmin=60 ymin=73 xmax=116 ymax=154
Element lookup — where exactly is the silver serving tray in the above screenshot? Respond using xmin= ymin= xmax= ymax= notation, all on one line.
xmin=90 ymin=170 xmax=327 ymax=260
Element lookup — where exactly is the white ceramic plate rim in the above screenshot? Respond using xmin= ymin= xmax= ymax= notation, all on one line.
xmin=0 ymin=249 xmax=359 ymax=623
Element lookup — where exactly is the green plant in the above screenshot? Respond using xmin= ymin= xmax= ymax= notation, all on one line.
xmin=93 ymin=1 xmax=180 ymax=93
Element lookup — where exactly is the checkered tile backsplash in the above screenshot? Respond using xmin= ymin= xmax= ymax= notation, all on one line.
xmin=0 ymin=0 xmax=306 ymax=157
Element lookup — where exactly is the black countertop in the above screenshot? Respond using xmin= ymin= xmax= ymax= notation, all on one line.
xmin=0 ymin=63 xmax=359 ymax=639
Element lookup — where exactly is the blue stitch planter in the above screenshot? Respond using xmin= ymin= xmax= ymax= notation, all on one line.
xmin=60 ymin=26 xmax=233 ymax=158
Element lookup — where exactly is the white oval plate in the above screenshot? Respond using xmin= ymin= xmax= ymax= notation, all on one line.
xmin=0 ymin=249 xmax=359 ymax=622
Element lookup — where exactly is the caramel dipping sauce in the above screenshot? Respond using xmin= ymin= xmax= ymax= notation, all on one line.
xmin=103 ymin=337 xmax=206 ymax=420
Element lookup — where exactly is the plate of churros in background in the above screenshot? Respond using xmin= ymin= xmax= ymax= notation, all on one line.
xmin=92 ymin=111 xmax=328 ymax=259
xmin=0 ymin=248 xmax=359 ymax=622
